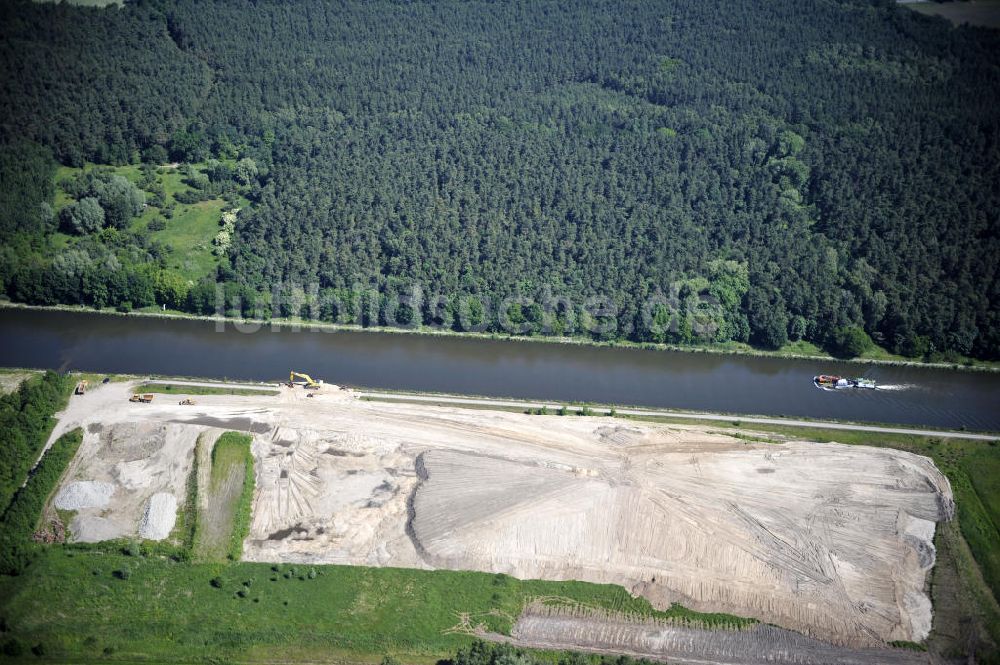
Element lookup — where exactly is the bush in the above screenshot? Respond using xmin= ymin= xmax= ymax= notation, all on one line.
xmin=141 ymin=145 xmax=169 ymax=164
xmin=59 ymin=196 xmax=105 ymax=234
xmin=829 ymin=326 xmax=873 ymax=358
xmin=174 ymin=188 xmax=214 ymax=204
xmin=113 ymin=567 xmax=131 ymax=581
xmin=147 ymin=217 xmax=167 ymax=232
xmin=210 ymin=576 xmax=223 ymax=588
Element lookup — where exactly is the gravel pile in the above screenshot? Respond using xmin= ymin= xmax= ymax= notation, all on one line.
xmin=138 ymin=492 xmax=177 ymax=540
xmin=54 ymin=481 xmax=115 ymax=510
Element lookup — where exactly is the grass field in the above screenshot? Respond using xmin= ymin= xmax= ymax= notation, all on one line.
xmin=905 ymin=0 xmax=1000 ymax=29
xmin=0 ymin=546 xmax=753 ymax=663
xmin=193 ymin=432 xmax=254 ymax=562
xmin=52 ymin=162 xmax=246 ymax=283
xmin=136 ymin=383 xmax=280 ymax=397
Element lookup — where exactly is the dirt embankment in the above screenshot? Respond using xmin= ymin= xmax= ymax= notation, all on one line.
xmin=497 ymin=603 xmax=930 ymax=665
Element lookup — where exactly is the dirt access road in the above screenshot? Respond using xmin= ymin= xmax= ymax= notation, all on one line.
xmin=356 ymin=390 xmax=1000 ymax=440
xmin=46 ymin=379 xmax=952 ymax=653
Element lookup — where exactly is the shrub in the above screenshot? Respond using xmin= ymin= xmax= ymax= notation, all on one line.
xmin=59 ymin=197 xmax=105 ymax=235
xmin=210 ymin=576 xmax=223 ymax=588
xmin=829 ymin=326 xmax=873 ymax=358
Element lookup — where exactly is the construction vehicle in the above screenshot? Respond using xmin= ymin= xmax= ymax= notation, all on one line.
xmin=129 ymin=393 xmax=155 ymax=403
xmin=179 ymin=398 xmax=196 ymax=405
xmin=289 ymin=371 xmax=324 ymax=390
xmin=75 ymin=380 xmax=88 ymax=395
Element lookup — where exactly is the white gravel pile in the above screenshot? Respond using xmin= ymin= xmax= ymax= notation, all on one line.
xmin=54 ymin=481 xmax=115 ymax=510
xmin=138 ymin=492 xmax=177 ymax=540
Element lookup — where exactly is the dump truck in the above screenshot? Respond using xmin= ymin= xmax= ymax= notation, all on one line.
xmin=129 ymin=393 xmax=155 ymax=403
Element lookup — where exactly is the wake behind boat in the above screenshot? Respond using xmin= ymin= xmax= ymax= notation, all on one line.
xmin=814 ymin=375 xmax=877 ymax=390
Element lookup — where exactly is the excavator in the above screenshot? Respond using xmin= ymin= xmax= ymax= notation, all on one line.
xmin=289 ymin=371 xmax=324 ymax=390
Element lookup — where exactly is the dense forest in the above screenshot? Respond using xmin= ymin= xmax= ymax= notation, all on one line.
xmin=1 ymin=0 xmax=998 ymax=359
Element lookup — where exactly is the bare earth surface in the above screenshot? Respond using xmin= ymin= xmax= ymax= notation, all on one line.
xmin=497 ymin=603 xmax=929 ymax=665
xmin=45 ymin=381 xmax=953 ymax=652
xmin=0 ymin=371 xmax=34 ymax=394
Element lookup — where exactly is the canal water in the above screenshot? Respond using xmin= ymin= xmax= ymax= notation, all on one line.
xmin=1 ymin=307 xmax=998 ymax=431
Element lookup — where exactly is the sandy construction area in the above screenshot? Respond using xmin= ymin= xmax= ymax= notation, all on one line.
xmin=47 ymin=381 xmax=952 ymax=649
xmin=495 ymin=602 xmax=932 ymax=665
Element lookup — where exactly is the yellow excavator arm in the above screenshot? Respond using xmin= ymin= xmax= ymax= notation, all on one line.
xmin=289 ymin=371 xmax=323 ymax=389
